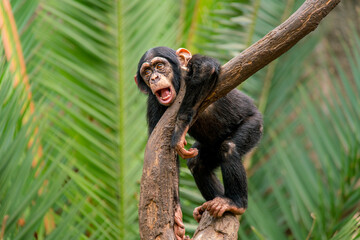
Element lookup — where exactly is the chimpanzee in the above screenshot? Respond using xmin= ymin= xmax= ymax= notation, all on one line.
xmin=135 ymin=46 xmax=263 ymax=223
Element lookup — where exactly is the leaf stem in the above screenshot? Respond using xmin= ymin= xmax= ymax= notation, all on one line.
xmin=0 ymin=215 xmax=9 ymax=240
xmin=116 ymin=0 xmax=125 ymax=239
xmin=246 ymin=0 xmax=261 ymax=47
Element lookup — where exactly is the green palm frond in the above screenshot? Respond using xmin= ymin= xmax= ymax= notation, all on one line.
xmin=3 ymin=0 xmax=185 ymax=239
xmin=0 ymin=43 xmax=68 ymax=240
xmin=0 ymin=1 xmax=75 ymax=238
xmin=31 ymin=0 xmax=183 ymax=239
xmin=196 ymin=0 xmax=254 ymax=61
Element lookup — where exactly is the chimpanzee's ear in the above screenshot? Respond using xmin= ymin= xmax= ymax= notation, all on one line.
xmin=134 ymin=75 xmax=149 ymax=94
xmin=176 ymin=48 xmax=192 ymax=67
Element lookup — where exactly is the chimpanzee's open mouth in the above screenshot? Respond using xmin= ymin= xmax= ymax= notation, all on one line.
xmin=155 ymin=87 xmax=175 ymax=106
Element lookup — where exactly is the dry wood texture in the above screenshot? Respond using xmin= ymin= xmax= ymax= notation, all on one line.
xmin=139 ymin=77 xmax=187 ymax=240
xmin=192 ymin=212 xmax=240 ymax=240
xmin=139 ymin=0 xmax=341 ymax=239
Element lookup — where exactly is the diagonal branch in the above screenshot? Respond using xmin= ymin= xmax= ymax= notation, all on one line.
xmin=198 ymin=0 xmax=341 ymax=115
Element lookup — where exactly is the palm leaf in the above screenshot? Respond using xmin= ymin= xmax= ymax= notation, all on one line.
xmin=241 ymin=8 xmax=360 ymax=239
xmin=30 ymin=0 xmax=185 ymax=238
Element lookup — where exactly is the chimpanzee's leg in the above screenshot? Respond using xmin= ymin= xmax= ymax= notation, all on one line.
xmin=220 ymin=141 xmax=248 ymax=208
xmin=187 ymin=142 xmax=224 ymax=200
xmin=201 ymin=113 xmax=263 ymax=218
xmin=186 ymin=142 xmax=225 ymax=222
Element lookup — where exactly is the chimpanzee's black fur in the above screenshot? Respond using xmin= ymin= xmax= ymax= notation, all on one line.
xmin=136 ymin=46 xmax=263 ymax=210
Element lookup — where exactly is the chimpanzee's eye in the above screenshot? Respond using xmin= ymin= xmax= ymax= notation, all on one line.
xmin=156 ymin=63 xmax=164 ymax=70
xmin=145 ymin=69 xmax=152 ymax=76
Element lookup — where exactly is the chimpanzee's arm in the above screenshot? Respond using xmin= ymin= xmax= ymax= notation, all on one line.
xmin=171 ymin=54 xmax=220 ymax=158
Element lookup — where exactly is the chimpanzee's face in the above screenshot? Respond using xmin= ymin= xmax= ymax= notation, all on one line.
xmin=135 ymin=47 xmax=192 ymax=106
xmin=139 ymin=57 xmax=177 ymax=106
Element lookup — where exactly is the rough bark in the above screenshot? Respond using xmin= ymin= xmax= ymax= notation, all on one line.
xmin=139 ymin=77 xmax=187 ymax=240
xmin=192 ymin=212 xmax=240 ymax=240
xmin=139 ymin=0 xmax=341 ymax=239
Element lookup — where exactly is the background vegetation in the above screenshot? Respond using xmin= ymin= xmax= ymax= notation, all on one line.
xmin=0 ymin=0 xmax=359 ymax=239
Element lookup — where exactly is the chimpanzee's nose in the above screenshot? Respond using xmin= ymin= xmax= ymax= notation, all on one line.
xmin=151 ymin=73 xmax=159 ymax=83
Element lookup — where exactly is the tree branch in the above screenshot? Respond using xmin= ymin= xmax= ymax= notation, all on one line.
xmin=198 ymin=0 xmax=341 ymax=114
xmin=192 ymin=212 xmax=240 ymax=240
xmin=138 ymin=0 xmax=341 ymax=239
xmin=139 ymin=77 xmax=187 ymax=240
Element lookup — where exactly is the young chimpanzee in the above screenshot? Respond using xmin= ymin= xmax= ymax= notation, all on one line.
xmin=135 ymin=47 xmax=263 ymax=222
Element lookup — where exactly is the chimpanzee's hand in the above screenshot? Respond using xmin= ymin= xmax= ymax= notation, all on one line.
xmin=172 ymin=126 xmax=198 ymax=159
xmin=175 ymin=139 xmax=198 ymax=159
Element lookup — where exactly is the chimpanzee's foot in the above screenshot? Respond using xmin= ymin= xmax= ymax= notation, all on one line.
xmin=174 ymin=206 xmax=186 ymax=240
xmin=193 ymin=205 xmax=205 ymax=223
xmin=193 ymin=197 xmax=246 ymax=222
